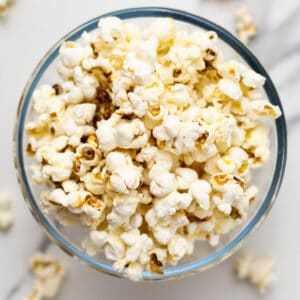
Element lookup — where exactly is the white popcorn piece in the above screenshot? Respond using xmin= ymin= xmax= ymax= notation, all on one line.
xmin=168 ymin=235 xmax=193 ymax=262
xmin=98 ymin=16 xmax=124 ymax=44
xmin=150 ymin=172 xmax=177 ymax=197
xmin=175 ymin=167 xmax=198 ymax=190
xmin=54 ymin=103 xmax=96 ymax=138
xmin=243 ymin=122 xmax=270 ymax=165
xmin=104 ymin=234 xmax=126 ymax=261
xmin=62 ymin=180 xmax=79 ymax=193
xmin=82 ymin=170 xmax=106 ymax=195
xmin=59 ymin=41 xmax=93 ymax=68
xmin=0 ymin=192 xmax=13 ymax=230
xmin=146 ymin=18 xmax=175 ymax=46
xmin=38 ymin=149 xmax=74 ymax=182
xmin=123 ymin=55 xmax=154 ymax=86
xmin=124 ymin=262 xmax=144 ymax=281
xmin=235 ymin=7 xmax=258 ymax=45
xmin=235 ymin=253 xmax=276 ymax=294
xmin=153 ymin=116 xmax=205 ymax=154
xmin=218 ymin=60 xmax=265 ymax=89
xmin=218 ymin=78 xmax=242 ymax=100
xmin=208 ymin=234 xmax=220 ymax=247
xmin=250 ymin=100 xmax=282 ymax=120
xmin=154 ymin=192 xmax=192 ymax=218
xmin=97 ymin=118 xmax=148 ymax=152
xmin=82 ymin=56 xmax=112 ymax=73
xmin=29 ymin=253 xmax=66 ymax=299
xmin=189 ymin=180 xmax=212 ymax=210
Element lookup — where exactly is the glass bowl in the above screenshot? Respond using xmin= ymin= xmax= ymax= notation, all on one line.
xmin=14 ymin=7 xmax=287 ymax=280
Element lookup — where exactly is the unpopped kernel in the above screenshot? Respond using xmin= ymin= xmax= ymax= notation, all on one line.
xmin=26 ymin=17 xmax=281 ymax=281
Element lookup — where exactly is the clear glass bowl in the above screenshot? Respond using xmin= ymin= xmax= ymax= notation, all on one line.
xmin=14 ymin=7 xmax=287 ymax=280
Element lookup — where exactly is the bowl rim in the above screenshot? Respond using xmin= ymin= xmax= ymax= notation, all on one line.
xmin=14 ymin=6 xmax=287 ymax=280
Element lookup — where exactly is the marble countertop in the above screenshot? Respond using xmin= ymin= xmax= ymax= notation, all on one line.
xmin=0 ymin=0 xmax=299 ymax=299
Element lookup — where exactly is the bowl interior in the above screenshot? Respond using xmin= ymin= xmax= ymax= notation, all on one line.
xmin=15 ymin=8 xmax=286 ymax=280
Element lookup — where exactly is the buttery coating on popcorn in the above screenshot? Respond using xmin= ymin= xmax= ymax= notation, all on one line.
xmin=26 ymin=17 xmax=281 ymax=281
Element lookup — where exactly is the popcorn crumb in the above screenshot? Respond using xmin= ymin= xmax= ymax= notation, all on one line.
xmin=235 ymin=7 xmax=258 ymax=45
xmin=235 ymin=253 xmax=276 ymax=294
xmin=0 ymin=191 xmax=13 ymax=230
xmin=28 ymin=253 xmax=66 ymax=299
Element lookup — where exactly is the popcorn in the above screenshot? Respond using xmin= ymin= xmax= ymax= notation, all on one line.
xmin=29 ymin=253 xmax=65 ymax=299
xmin=235 ymin=253 xmax=276 ymax=294
xmin=38 ymin=149 xmax=74 ymax=182
xmin=0 ymin=0 xmax=13 ymax=16
xmin=96 ymin=117 xmax=149 ymax=151
xmin=0 ymin=192 xmax=13 ymax=230
xmin=27 ymin=17 xmax=281 ymax=281
xmin=104 ymin=233 xmax=126 ymax=261
xmin=124 ymin=262 xmax=144 ymax=281
xmin=59 ymin=41 xmax=93 ymax=68
xmin=235 ymin=7 xmax=257 ymax=45
xmin=168 ymin=235 xmax=193 ymax=262
xmin=243 ymin=122 xmax=270 ymax=165
xmin=175 ymin=167 xmax=198 ymax=190
xmin=154 ymin=192 xmax=192 ymax=218
xmin=53 ymin=103 xmax=96 ymax=138
xmin=146 ymin=18 xmax=175 ymax=47
xmin=98 ymin=17 xmax=124 ymax=44
xmin=218 ymin=79 xmax=242 ymax=100
xmin=153 ymin=116 xmax=205 ymax=154
xmin=150 ymin=172 xmax=177 ymax=197
xmin=189 ymin=180 xmax=212 ymax=210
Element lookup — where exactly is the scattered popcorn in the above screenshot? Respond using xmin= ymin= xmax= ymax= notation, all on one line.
xmin=0 ymin=0 xmax=13 ymax=16
xmin=26 ymin=17 xmax=281 ymax=281
xmin=235 ymin=253 xmax=276 ymax=294
xmin=235 ymin=7 xmax=258 ymax=45
xmin=0 ymin=191 xmax=13 ymax=230
xmin=28 ymin=253 xmax=66 ymax=299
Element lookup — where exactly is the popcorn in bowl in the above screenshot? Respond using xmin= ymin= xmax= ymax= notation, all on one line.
xmin=26 ymin=16 xmax=281 ymax=281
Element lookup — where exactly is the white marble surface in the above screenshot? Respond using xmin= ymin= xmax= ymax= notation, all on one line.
xmin=0 ymin=0 xmax=299 ymax=299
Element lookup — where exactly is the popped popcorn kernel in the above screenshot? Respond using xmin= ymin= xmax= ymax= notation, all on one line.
xmin=28 ymin=253 xmax=66 ymax=299
xmin=235 ymin=7 xmax=258 ymax=45
xmin=235 ymin=253 xmax=276 ymax=294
